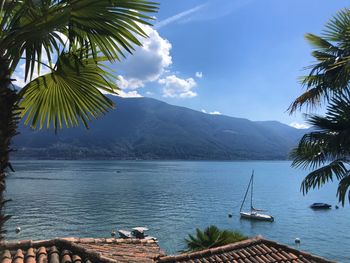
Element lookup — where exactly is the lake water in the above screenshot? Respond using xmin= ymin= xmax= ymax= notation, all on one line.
xmin=4 ymin=160 xmax=349 ymax=262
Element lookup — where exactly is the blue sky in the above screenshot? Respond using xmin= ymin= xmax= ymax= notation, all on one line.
xmin=12 ymin=0 xmax=348 ymax=128
xmin=111 ymin=0 xmax=347 ymax=128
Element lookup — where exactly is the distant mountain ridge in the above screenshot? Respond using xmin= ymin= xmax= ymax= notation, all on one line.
xmin=13 ymin=97 xmax=306 ymax=160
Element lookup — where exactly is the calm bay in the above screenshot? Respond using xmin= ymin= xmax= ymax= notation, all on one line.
xmin=5 ymin=160 xmax=349 ymax=262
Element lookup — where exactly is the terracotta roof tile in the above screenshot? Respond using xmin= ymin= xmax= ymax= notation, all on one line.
xmin=157 ymin=237 xmax=334 ymax=263
xmin=25 ymin=248 xmax=36 ymax=263
xmin=72 ymin=255 xmax=81 ymax=263
xmin=0 ymin=236 xmax=335 ymax=263
xmin=1 ymin=238 xmax=164 ymax=263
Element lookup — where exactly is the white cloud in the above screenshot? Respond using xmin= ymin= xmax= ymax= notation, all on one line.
xmin=117 ymin=75 xmax=145 ymax=90
xmin=159 ymin=75 xmax=197 ymax=98
xmin=201 ymin=109 xmax=221 ymax=115
xmin=289 ymin=122 xmax=310 ymax=129
xmin=115 ymin=25 xmax=172 ymax=90
xmin=118 ymin=90 xmax=143 ymax=98
xmin=195 ymin=72 xmax=203 ymax=78
xmin=155 ymin=4 xmax=207 ymax=29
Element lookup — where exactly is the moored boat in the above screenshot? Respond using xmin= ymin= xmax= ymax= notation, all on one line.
xmin=239 ymin=171 xmax=274 ymax=222
xmin=240 ymin=211 xmax=274 ymax=222
xmin=118 ymin=229 xmax=132 ymax=238
xmin=118 ymin=227 xmax=157 ymax=241
xmin=310 ymin=203 xmax=332 ymax=209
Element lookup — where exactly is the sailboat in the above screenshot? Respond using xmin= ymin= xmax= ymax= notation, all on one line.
xmin=239 ymin=171 xmax=274 ymax=222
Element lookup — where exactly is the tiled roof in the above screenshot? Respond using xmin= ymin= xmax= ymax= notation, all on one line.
xmin=0 ymin=236 xmax=335 ymax=263
xmin=158 ymin=237 xmax=335 ymax=263
xmin=0 ymin=237 xmax=164 ymax=263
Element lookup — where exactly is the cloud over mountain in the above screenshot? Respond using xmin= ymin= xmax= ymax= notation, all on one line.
xmin=289 ymin=122 xmax=310 ymax=129
xmin=116 ymin=25 xmax=172 ymax=91
xmin=159 ymin=75 xmax=197 ymax=98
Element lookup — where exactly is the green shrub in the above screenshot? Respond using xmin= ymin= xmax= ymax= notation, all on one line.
xmin=184 ymin=225 xmax=247 ymax=252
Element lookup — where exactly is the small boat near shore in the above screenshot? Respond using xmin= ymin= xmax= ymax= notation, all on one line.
xmin=118 ymin=227 xmax=157 ymax=241
xmin=118 ymin=229 xmax=132 ymax=238
xmin=239 ymin=171 xmax=274 ymax=222
xmin=310 ymin=203 xmax=332 ymax=209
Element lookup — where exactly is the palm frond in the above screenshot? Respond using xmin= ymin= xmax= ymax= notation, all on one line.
xmin=288 ymin=85 xmax=323 ymax=113
xmin=291 ymin=128 xmax=349 ymax=170
xmin=18 ymin=50 xmax=118 ymax=130
xmin=65 ymin=0 xmax=158 ymax=61
xmin=306 ymin=94 xmax=350 ymax=140
xmin=305 ymin=34 xmax=340 ymax=54
xmin=292 ymin=92 xmax=350 ymax=205
xmin=184 ymin=226 xmax=247 ymax=252
xmin=1 ymin=0 xmax=158 ymax=129
xmin=323 ymin=8 xmax=350 ymax=48
xmin=337 ymin=174 xmax=350 ymax=205
xmin=300 ymin=160 xmax=347 ymax=195
xmin=2 ymin=1 xmax=67 ymax=78
xmin=2 ymin=0 xmax=158 ymax=84
xmin=289 ymin=8 xmax=350 ymax=114
xmin=0 ymin=0 xmax=19 ymax=32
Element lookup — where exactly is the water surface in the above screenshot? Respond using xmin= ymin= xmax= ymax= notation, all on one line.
xmin=5 ymin=161 xmax=349 ymax=262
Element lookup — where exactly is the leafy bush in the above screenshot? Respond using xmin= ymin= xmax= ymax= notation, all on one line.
xmin=184 ymin=225 xmax=247 ymax=252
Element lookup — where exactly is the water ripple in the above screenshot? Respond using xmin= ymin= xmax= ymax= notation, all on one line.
xmin=4 ymin=160 xmax=350 ymax=262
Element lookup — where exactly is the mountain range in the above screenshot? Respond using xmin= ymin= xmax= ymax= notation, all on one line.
xmin=13 ymin=96 xmax=306 ymax=160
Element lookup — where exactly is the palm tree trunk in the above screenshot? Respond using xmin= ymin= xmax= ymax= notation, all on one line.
xmin=0 ymin=56 xmax=19 ymax=240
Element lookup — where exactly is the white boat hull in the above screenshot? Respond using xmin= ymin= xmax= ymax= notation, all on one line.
xmin=240 ymin=212 xmax=274 ymax=222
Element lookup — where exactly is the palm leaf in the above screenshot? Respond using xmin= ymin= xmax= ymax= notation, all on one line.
xmin=2 ymin=1 xmax=68 ymax=77
xmin=2 ymin=0 xmax=158 ymax=83
xmin=184 ymin=226 xmax=247 ymax=252
xmin=300 ymin=160 xmax=347 ymax=195
xmin=292 ymin=93 xmax=350 ymax=205
xmin=289 ymin=8 xmax=350 ymax=114
xmin=305 ymin=34 xmax=340 ymax=54
xmin=323 ymin=8 xmax=350 ymax=47
xmin=64 ymin=0 xmax=158 ymax=61
xmin=18 ymin=50 xmax=118 ymax=130
xmin=291 ymin=129 xmax=343 ymax=170
xmin=337 ymin=174 xmax=350 ymax=205
xmin=185 ymin=233 xmax=206 ymax=251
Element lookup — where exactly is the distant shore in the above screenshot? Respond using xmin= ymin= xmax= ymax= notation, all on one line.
xmin=12 ymin=156 xmax=292 ymax=161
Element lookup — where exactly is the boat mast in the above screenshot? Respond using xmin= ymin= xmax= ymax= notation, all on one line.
xmin=251 ymin=170 xmax=254 ymax=211
xmin=240 ymin=170 xmax=254 ymax=212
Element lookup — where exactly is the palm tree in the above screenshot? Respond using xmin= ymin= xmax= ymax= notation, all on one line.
xmin=0 ymin=0 xmax=158 ymax=239
xmin=289 ymin=8 xmax=350 ymax=113
xmin=184 ymin=225 xmax=247 ymax=252
xmin=291 ymin=93 xmax=350 ymax=205
xmin=290 ymin=8 xmax=350 ymax=205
